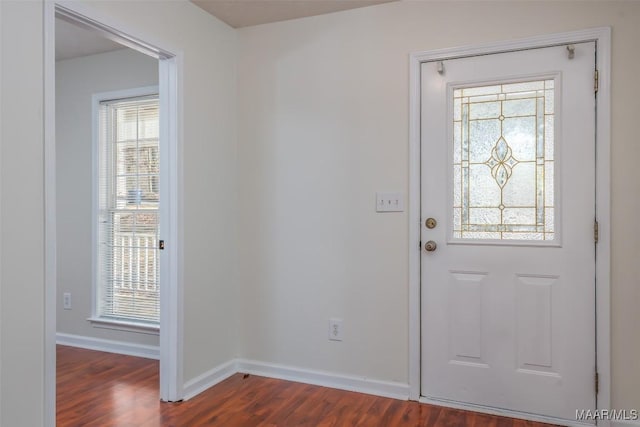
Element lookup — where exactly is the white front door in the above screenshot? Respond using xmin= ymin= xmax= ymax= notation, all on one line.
xmin=420 ymin=42 xmax=596 ymax=421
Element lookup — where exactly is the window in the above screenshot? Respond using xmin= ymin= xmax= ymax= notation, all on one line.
xmin=452 ymin=79 xmax=555 ymax=241
xmin=95 ymin=92 xmax=160 ymax=327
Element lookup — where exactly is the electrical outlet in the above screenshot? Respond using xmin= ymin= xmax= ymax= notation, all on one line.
xmin=329 ymin=318 xmax=343 ymax=341
xmin=63 ymin=292 xmax=72 ymax=310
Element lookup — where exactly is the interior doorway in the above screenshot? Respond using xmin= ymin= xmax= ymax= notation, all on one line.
xmin=56 ymin=16 xmax=162 ymax=343
xmin=44 ymin=3 xmax=183 ymax=424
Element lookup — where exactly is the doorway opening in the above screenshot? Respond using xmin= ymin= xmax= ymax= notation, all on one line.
xmin=44 ymin=3 xmax=183 ymax=424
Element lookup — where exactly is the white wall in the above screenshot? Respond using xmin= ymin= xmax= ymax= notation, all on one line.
xmin=56 ymin=47 xmax=159 ymax=346
xmin=237 ymin=0 xmax=640 ymax=409
xmin=0 ymin=1 xmax=45 ymax=425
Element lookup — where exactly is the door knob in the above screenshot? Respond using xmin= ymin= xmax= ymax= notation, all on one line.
xmin=425 ymin=218 xmax=437 ymax=229
xmin=424 ymin=240 xmax=437 ymax=252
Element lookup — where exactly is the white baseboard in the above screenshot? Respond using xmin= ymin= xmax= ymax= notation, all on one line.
xmin=182 ymin=359 xmax=237 ymax=401
xmin=235 ymin=359 xmax=410 ymax=401
xmin=56 ymin=332 xmax=159 ymax=360
xmin=180 ymin=358 xmax=410 ymax=403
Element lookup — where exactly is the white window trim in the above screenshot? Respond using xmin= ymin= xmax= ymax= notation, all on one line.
xmin=87 ymin=316 xmax=160 ymax=335
xmin=91 ymin=85 xmax=160 ymax=332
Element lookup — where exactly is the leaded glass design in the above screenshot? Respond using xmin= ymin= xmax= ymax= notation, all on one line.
xmin=452 ymin=79 xmax=555 ymax=241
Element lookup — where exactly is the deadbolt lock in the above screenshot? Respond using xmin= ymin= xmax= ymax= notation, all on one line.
xmin=425 ymin=218 xmax=437 ymax=229
xmin=424 ymin=240 xmax=437 ymax=252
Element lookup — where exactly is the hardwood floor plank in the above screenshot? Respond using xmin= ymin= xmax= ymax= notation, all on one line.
xmin=57 ymin=345 xmax=561 ymax=426
xmin=473 ymin=412 xmax=498 ymax=427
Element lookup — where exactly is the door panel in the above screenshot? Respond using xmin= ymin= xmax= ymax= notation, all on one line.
xmin=420 ymin=43 xmax=596 ymax=421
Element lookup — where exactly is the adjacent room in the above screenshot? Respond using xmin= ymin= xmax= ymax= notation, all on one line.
xmin=0 ymin=0 xmax=638 ymax=426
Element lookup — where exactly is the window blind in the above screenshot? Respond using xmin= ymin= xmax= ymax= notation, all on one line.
xmin=97 ymin=95 xmax=160 ymax=325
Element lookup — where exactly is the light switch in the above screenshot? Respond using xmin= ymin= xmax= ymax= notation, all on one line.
xmin=376 ymin=192 xmax=404 ymax=212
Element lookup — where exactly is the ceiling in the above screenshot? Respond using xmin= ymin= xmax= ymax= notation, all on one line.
xmin=55 ymin=1 xmax=397 ymax=61
xmin=191 ymin=0 xmax=397 ymax=28
xmin=56 ymin=18 xmax=123 ymax=61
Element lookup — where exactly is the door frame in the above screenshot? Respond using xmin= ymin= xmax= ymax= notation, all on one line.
xmin=408 ymin=27 xmax=611 ymax=424
xmin=44 ymin=1 xmax=184 ymax=424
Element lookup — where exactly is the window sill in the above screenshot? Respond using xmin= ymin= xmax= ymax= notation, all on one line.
xmin=88 ymin=317 xmax=159 ymax=335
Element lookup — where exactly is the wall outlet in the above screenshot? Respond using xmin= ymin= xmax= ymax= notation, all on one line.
xmin=63 ymin=292 xmax=72 ymax=310
xmin=329 ymin=318 xmax=343 ymax=341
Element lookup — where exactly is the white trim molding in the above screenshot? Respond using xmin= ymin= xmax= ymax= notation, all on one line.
xmin=236 ymin=359 xmax=410 ymax=401
xmin=87 ymin=317 xmax=160 ymax=335
xmin=182 ymin=358 xmax=410 ymax=403
xmin=56 ymin=333 xmax=160 ymax=360
xmin=158 ymin=53 xmax=185 ymax=403
xmin=182 ymin=360 xmax=237 ymax=401
xmin=408 ymin=26 xmax=611 ymax=417
xmin=44 ymin=2 xmax=57 ymax=426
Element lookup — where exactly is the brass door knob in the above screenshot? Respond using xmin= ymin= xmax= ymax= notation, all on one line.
xmin=424 ymin=240 xmax=437 ymax=252
xmin=425 ymin=218 xmax=437 ymax=229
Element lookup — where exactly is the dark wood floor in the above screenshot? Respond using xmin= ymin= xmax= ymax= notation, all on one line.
xmin=57 ymin=345 xmax=559 ymax=426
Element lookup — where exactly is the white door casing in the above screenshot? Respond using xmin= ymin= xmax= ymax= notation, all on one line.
xmin=420 ymin=42 xmax=596 ymax=421
xmin=44 ymin=2 xmax=184 ymax=419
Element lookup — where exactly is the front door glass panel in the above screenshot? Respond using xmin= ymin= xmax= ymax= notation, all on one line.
xmin=452 ymin=79 xmax=555 ymax=241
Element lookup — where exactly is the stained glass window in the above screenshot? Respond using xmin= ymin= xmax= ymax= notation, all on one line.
xmin=452 ymin=79 xmax=555 ymax=241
